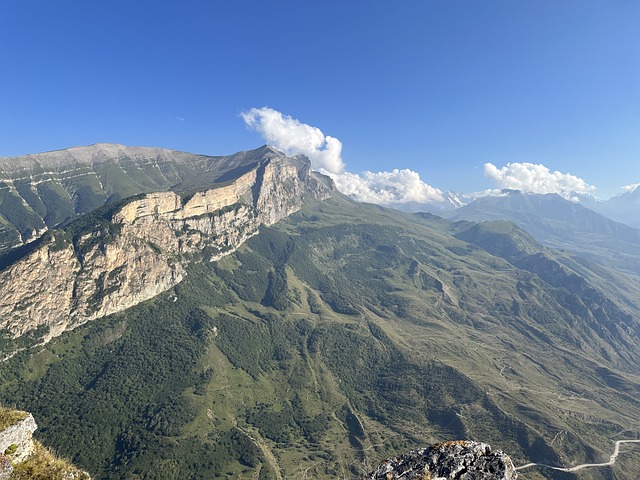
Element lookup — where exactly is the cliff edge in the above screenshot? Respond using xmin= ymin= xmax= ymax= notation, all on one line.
xmin=0 ymin=407 xmax=90 ymax=479
xmin=0 ymin=148 xmax=333 ymax=343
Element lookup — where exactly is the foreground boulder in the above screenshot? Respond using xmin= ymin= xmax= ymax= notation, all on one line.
xmin=365 ymin=441 xmax=517 ymax=480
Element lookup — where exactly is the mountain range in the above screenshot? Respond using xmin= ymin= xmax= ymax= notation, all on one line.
xmin=580 ymin=188 xmax=640 ymax=229
xmin=407 ymin=186 xmax=640 ymax=232
xmin=442 ymin=189 xmax=640 ymax=278
xmin=0 ymin=144 xmax=639 ymax=480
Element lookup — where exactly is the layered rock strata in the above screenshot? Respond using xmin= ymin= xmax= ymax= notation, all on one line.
xmin=365 ymin=441 xmax=517 ymax=480
xmin=0 ymin=151 xmax=332 ymax=341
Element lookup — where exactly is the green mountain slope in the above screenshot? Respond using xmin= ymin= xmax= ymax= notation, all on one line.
xmin=1 ymin=194 xmax=639 ymax=479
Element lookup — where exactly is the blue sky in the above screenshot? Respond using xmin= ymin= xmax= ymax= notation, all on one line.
xmin=1 ymin=1 xmax=638 ymax=199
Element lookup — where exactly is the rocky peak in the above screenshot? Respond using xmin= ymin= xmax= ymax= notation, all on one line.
xmin=365 ymin=441 xmax=517 ymax=480
xmin=0 ymin=144 xmax=305 ymax=255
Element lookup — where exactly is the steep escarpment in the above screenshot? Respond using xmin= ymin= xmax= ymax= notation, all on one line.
xmin=0 ymin=150 xmax=333 ymax=342
xmin=0 ymin=143 xmax=296 ymax=255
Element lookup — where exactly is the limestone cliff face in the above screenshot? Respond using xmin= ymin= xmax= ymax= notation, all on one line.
xmin=0 ymin=151 xmax=333 ymax=341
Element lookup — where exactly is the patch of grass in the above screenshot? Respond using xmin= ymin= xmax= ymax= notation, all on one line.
xmin=10 ymin=441 xmax=90 ymax=480
xmin=0 ymin=407 xmax=27 ymax=431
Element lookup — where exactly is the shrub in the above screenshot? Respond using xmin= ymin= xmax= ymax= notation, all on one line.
xmin=4 ymin=444 xmax=17 ymax=455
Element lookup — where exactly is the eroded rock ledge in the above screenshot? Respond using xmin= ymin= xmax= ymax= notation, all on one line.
xmin=365 ymin=441 xmax=517 ymax=480
xmin=0 ymin=412 xmax=36 ymax=464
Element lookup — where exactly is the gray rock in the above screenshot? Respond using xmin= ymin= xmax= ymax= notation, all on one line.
xmin=0 ymin=413 xmax=37 ymax=463
xmin=365 ymin=441 xmax=517 ymax=479
xmin=0 ymin=455 xmax=13 ymax=480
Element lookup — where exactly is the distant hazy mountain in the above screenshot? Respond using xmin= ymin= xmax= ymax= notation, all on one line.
xmin=387 ymin=191 xmax=472 ymax=214
xmin=586 ymin=186 xmax=640 ymax=229
xmin=443 ymin=189 xmax=640 ymax=277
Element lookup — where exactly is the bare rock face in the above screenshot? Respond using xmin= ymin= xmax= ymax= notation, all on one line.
xmin=0 ymin=409 xmax=91 ymax=478
xmin=365 ymin=441 xmax=517 ymax=480
xmin=0 ymin=150 xmax=333 ymax=343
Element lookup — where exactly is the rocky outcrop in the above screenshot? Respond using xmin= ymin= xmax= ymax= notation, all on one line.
xmin=0 ymin=413 xmax=36 ymax=464
xmin=365 ymin=441 xmax=517 ymax=480
xmin=0 ymin=409 xmax=91 ymax=479
xmin=0 ymin=150 xmax=333 ymax=342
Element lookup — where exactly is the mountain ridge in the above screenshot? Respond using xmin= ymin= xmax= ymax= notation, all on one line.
xmin=589 ymin=185 xmax=640 ymax=228
xmin=0 ymin=144 xmax=289 ymax=254
xmin=443 ymin=189 xmax=640 ymax=277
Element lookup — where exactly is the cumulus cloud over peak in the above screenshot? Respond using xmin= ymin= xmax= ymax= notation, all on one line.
xmin=484 ymin=162 xmax=595 ymax=198
xmin=241 ymin=107 xmax=443 ymax=206
xmin=241 ymin=107 xmax=345 ymax=175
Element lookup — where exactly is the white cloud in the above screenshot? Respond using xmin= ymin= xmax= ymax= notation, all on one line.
xmin=241 ymin=107 xmax=443 ymax=205
xmin=484 ymin=162 xmax=595 ymax=198
xmin=241 ymin=107 xmax=345 ymax=175
xmin=334 ymin=169 xmax=443 ymax=204
xmin=622 ymin=183 xmax=640 ymax=193
xmin=473 ymin=188 xmax=509 ymax=198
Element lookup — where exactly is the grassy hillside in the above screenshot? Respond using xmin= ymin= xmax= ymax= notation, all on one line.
xmin=1 ymin=195 xmax=639 ymax=479
xmin=9 ymin=441 xmax=91 ymax=480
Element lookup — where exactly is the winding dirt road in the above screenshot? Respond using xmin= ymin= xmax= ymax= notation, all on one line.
xmin=515 ymin=439 xmax=640 ymax=473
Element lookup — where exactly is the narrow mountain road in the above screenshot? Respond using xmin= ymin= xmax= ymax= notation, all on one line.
xmin=515 ymin=439 xmax=640 ymax=473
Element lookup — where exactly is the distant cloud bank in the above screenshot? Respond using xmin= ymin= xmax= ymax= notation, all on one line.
xmin=334 ymin=169 xmax=443 ymax=204
xmin=483 ymin=162 xmax=595 ymax=198
xmin=242 ymin=108 xmax=613 ymax=206
xmin=242 ymin=107 xmax=442 ymax=205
